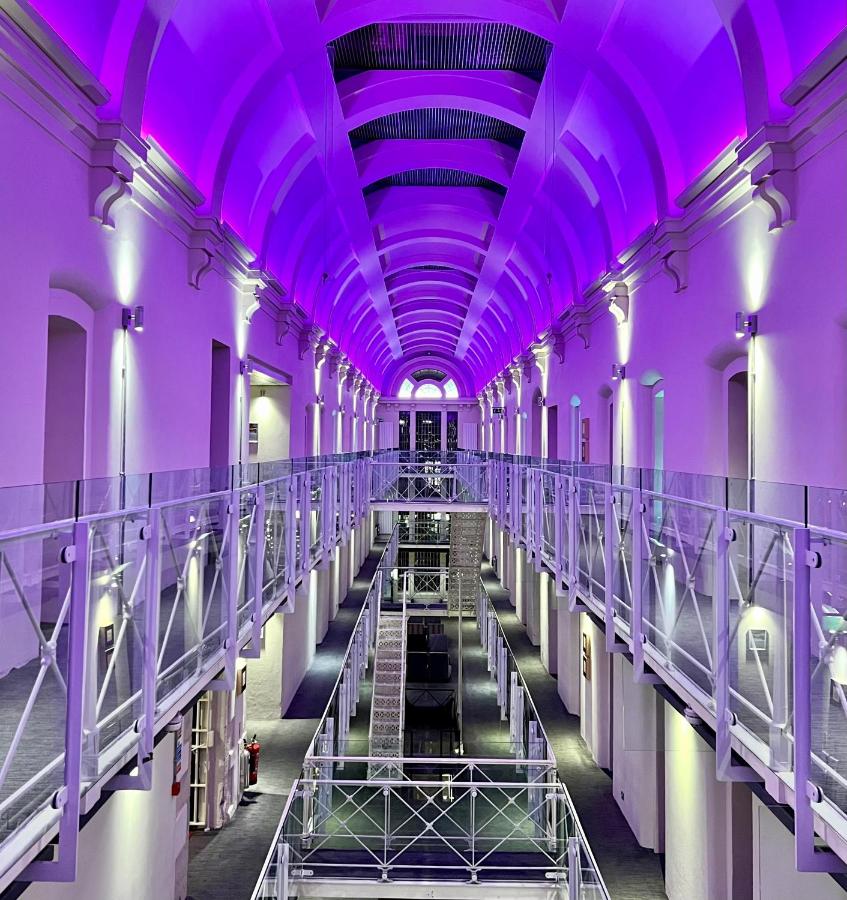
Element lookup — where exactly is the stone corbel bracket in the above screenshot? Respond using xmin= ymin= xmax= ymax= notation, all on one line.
xmin=276 ymin=301 xmax=309 ymax=347
xmin=517 ymin=352 xmax=535 ymax=383
xmin=89 ymin=121 xmax=146 ymax=228
xmin=737 ymin=125 xmax=796 ymax=231
xmin=239 ymin=271 xmax=286 ymax=324
xmin=548 ymin=322 xmax=567 ymax=365
xmin=652 ymin=219 xmax=689 ymax=292
xmin=572 ymin=308 xmax=591 ymax=350
xmin=299 ymin=322 xmax=325 ymax=360
xmin=188 ymin=217 xmax=223 ymax=289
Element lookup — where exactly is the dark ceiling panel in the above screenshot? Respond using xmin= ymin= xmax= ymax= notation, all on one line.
xmin=364 ymin=168 xmax=507 ymax=195
xmin=329 ymin=22 xmax=551 ymax=82
xmin=350 ymin=108 xmax=525 ymax=149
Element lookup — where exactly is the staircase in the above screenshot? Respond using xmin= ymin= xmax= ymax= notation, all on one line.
xmin=447 ymin=512 xmax=486 ymax=615
xmin=368 ymin=610 xmax=406 ymax=777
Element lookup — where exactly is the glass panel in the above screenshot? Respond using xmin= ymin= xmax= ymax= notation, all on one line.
xmin=727 ymin=515 xmax=794 ymax=769
xmin=236 ymin=489 xmax=259 ymax=637
xmin=156 ymin=495 xmax=230 ymax=707
xmin=0 ymin=523 xmax=74 ymax=846
xmin=575 ymin=480 xmax=606 ymax=607
xmin=610 ymin=486 xmax=634 ymax=629
xmin=86 ymin=511 xmax=149 ymax=766
xmin=809 ymin=530 xmax=847 ymax=818
xmin=641 ymin=496 xmax=717 ymax=700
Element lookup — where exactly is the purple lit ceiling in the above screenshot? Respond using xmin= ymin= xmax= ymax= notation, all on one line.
xmin=29 ymin=0 xmax=846 ymax=393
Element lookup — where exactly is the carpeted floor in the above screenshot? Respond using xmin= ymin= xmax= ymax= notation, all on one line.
xmin=480 ymin=561 xmax=668 ymax=900
xmin=185 ymin=545 xmax=384 ymax=900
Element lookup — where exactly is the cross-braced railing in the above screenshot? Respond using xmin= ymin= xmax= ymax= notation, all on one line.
xmin=0 ymin=454 xmax=372 ymax=888
xmin=486 ymin=453 xmax=847 ymax=872
xmin=251 ymin=759 xmax=608 ymax=899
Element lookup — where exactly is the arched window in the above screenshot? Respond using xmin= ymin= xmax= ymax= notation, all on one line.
xmin=443 ymin=378 xmax=459 ymax=398
xmin=414 ymin=382 xmax=442 ymax=399
xmin=398 ymin=378 xmax=414 ymax=398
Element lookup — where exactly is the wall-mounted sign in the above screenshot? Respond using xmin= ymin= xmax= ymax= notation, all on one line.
xmin=492 ymin=406 xmax=504 ymax=416
xmin=582 ymin=632 xmax=592 ymax=680
xmin=248 ymin=422 xmax=259 ymax=448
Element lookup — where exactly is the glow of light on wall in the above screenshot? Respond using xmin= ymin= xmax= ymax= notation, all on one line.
xmin=307 ymin=570 xmax=318 ymax=655
xmin=110 ymin=329 xmax=126 ymax=472
xmin=739 ymin=220 xmax=779 ymax=314
xmin=615 ymin=293 xmax=633 ymax=365
xmin=235 ymin=284 xmax=248 ymax=359
xmin=110 ymin=233 xmax=142 ymax=306
xmin=96 ymin=587 xmax=116 ymax=629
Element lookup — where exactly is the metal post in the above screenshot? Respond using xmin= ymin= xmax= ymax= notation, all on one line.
xmin=24 ymin=521 xmax=90 ymax=882
xmin=285 ymin=476 xmax=298 ymax=602
xmin=604 ymin=485 xmax=627 ymax=653
xmin=299 ymin=471 xmax=311 ymax=576
xmin=631 ymin=490 xmax=660 ymax=684
xmin=554 ymin=475 xmax=565 ymax=593
xmin=567 ymin=835 xmax=581 ymax=900
xmin=110 ymin=511 xmax=163 ymax=790
xmin=211 ymin=493 xmax=239 ymax=691
xmin=793 ymin=527 xmax=846 ymax=872
xmin=715 ymin=509 xmax=757 ymax=781
xmin=274 ymin=842 xmax=289 ymax=899
xmin=568 ymin=478 xmax=586 ymax=613
xmin=241 ymin=485 xmax=265 ymax=659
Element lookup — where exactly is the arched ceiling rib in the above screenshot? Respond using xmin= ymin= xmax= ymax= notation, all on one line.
xmin=28 ymin=0 xmax=847 ymax=392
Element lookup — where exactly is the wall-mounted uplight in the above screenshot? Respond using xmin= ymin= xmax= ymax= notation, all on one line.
xmin=735 ymin=312 xmax=758 ymax=339
xmin=240 ymin=359 xmax=253 ymax=375
xmin=611 ymin=363 xmax=626 ymax=381
xmin=121 ymin=305 xmax=144 ymax=332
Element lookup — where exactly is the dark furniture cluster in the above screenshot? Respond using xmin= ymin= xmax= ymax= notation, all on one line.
xmin=406 ymin=618 xmax=451 ymax=683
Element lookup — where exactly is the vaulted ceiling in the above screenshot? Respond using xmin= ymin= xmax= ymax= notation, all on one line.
xmin=29 ymin=0 xmax=846 ymax=393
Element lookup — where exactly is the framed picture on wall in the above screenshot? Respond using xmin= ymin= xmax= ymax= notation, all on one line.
xmin=746 ymin=628 xmax=769 ymax=659
xmin=582 ymin=632 xmax=592 ymax=680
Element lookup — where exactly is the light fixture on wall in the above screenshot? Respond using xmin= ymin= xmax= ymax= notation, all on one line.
xmin=735 ymin=312 xmax=758 ymax=339
xmin=317 ymin=394 xmax=325 ymax=407
xmin=611 ymin=363 xmax=626 ymax=381
xmin=240 ymin=359 xmax=253 ymax=375
xmin=121 ymin=305 xmax=144 ymax=332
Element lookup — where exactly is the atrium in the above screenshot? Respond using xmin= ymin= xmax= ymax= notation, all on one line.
xmin=0 ymin=2 xmax=846 ymax=899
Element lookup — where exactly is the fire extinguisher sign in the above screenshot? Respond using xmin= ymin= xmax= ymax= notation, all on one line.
xmin=171 ymin=733 xmax=183 ymax=796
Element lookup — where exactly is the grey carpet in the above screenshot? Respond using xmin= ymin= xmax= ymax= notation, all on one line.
xmin=480 ymin=561 xmax=668 ymax=900
xmin=185 ymin=545 xmax=383 ymax=900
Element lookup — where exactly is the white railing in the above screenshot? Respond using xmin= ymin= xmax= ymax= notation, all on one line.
xmin=251 ymin=759 xmax=608 ymax=898
xmin=0 ymin=452 xmax=373 ymax=887
xmin=249 ymin=546 xmax=609 ymax=897
xmin=486 ymin=454 xmax=847 ymax=873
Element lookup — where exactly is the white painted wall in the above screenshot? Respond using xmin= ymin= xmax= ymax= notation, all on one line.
xmin=245 ymin=613 xmax=285 ymax=719
xmin=556 ymin=604 xmax=581 ymax=715
xmin=752 ymin=795 xmax=847 ymax=900
xmin=611 ymin=655 xmax=663 ymax=851
xmin=247 ymin=384 xmax=290 ymax=462
xmin=579 ymin=614 xmax=611 ymax=769
xmin=539 ymin=572 xmax=557 ymax=675
xmin=26 ymin=733 xmax=187 ymax=900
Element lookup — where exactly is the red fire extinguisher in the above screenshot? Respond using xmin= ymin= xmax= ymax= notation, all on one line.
xmin=245 ymin=734 xmax=260 ymax=785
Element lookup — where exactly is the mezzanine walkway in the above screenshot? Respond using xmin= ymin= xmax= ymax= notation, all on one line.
xmin=480 ymin=562 xmax=667 ymax=900
xmin=186 ymin=546 xmax=384 ymax=900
